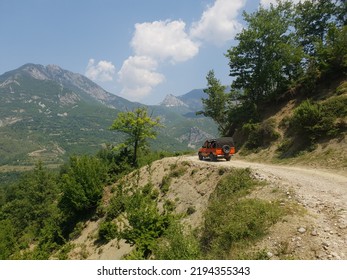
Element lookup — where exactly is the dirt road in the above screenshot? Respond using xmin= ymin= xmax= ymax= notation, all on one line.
xmin=186 ymin=155 xmax=347 ymax=259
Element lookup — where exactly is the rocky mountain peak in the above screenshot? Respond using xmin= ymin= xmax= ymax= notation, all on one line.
xmin=160 ymin=94 xmax=188 ymax=107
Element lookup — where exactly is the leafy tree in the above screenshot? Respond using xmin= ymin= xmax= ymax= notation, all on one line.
xmin=316 ymin=25 xmax=347 ymax=76
xmin=59 ymin=155 xmax=108 ymax=216
xmin=294 ymin=0 xmax=343 ymax=56
xmin=110 ymin=107 xmax=162 ymax=167
xmin=198 ymin=70 xmax=232 ymax=135
xmin=226 ymin=1 xmax=303 ymax=103
xmin=121 ymin=187 xmax=171 ymax=258
xmin=1 ymin=162 xmax=59 ymax=235
xmin=0 ymin=219 xmax=17 ymax=259
xmin=0 ymin=162 xmax=62 ymax=259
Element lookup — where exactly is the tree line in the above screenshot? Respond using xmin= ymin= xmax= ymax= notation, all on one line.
xmin=200 ymin=0 xmax=346 ymax=145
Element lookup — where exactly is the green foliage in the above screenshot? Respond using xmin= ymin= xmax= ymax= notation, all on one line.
xmin=59 ymin=155 xmax=108 ymax=215
xmin=200 ymin=169 xmax=283 ymax=259
xmin=105 ymin=189 xmax=125 ymax=221
xmin=98 ymin=221 xmax=118 ymax=242
xmin=110 ymin=107 xmax=162 ymax=167
xmin=290 ymin=100 xmax=336 ymax=143
xmin=294 ymin=0 xmax=343 ymax=57
xmin=0 ymin=162 xmax=63 ymax=259
xmin=121 ymin=189 xmax=171 ymax=258
xmin=317 ymin=25 xmax=347 ymax=76
xmin=160 ymin=175 xmax=171 ymax=194
xmin=97 ymin=144 xmax=134 ymax=181
xmin=0 ymin=219 xmax=17 ymax=259
xmin=243 ymin=118 xmax=280 ymax=150
xmin=154 ymin=222 xmax=201 ymax=260
xmin=202 ymin=0 xmax=346 ymax=143
xmin=198 ymin=70 xmax=231 ymax=135
xmin=227 ymin=1 xmax=303 ymax=103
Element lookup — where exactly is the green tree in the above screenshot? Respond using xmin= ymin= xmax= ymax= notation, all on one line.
xmin=121 ymin=188 xmax=171 ymax=258
xmin=198 ymin=70 xmax=231 ymax=135
xmin=294 ymin=0 xmax=342 ymax=56
xmin=226 ymin=1 xmax=303 ymax=103
xmin=293 ymin=0 xmax=346 ymax=84
xmin=0 ymin=219 xmax=17 ymax=259
xmin=1 ymin=162 xmax=59 ymax=235
xmin=110 ymin=107 xmax=162 ymax=167
xmin=0 ymin=162 xmax=62 ymax=259
xmin=59 ymin=155 xmax=107 ymax=215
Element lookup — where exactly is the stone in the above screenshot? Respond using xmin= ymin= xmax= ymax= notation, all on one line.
xmin=339 ymin=224 xmax=347 ymax=229
xmin=298 ymin=227 xmax=306 ymax=234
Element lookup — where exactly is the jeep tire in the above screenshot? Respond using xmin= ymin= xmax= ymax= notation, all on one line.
xmin=222 ymin=145 xmax=230 ymax=154
xmin=209 ymin=153 xmax=217 ymax=161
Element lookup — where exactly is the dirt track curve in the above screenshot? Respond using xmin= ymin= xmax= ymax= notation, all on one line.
xmin=186 ymin=155 xmax=347 ymax=259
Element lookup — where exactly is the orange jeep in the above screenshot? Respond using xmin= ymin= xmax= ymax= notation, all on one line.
xmin=198 ymin=137 xmax=235 ymax=161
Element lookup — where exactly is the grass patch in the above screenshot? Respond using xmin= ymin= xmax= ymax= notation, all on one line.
xmin=200 ymin=168 xmax=285 ymax=259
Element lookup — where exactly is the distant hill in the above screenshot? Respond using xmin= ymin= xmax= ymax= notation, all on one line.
xmin=0 ymin=64 xmax=218 ymax=165
xmin=159 ymin=89 xmax=206 ymax=112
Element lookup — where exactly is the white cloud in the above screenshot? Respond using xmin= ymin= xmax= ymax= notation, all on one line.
xmin=118 ymin=19 xmax=199 ymax=100
xmin=190 ymin=0 xmax=246 ymax=45
xmin=118 ymin=0 xmax=249 ymax=101
xmin=260 ymin=0 xmax=302 ymax=8
xmin=131 ymin=20 xmax=199 ymax=64
xmin=117 ymin=56 xmax=165 ymax=100
xmin=85 ymin=59 xmax=116 ymax=82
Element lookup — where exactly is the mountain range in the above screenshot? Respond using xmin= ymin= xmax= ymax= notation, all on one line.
xmin=0 ymin=63 xmax=217 ymax=165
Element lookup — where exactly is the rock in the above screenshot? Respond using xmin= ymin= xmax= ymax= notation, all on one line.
xmin=298 ymin=227 xmax=306 ymax=234
xmin=315 ymin=250 xmax=326 ymax=259
xmin=339 ymin=224 xmax=347 ymax=229
xmin=311 ymin=230 xmax=318 ymax=236
xmin=267 ymin=252 xmax=273 ymax=258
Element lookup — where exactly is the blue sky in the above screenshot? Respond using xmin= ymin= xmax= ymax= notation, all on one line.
xmin=0 ymin=0 xmax=299 ymax=104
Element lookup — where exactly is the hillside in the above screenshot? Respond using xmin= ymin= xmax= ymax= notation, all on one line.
xmin=61 ymin=156 xmax=347 ymax=260
xmin=0 ymin=63 xmax=218 ymax=166
xmin=233 ymin=78 xmax=347 ymax=171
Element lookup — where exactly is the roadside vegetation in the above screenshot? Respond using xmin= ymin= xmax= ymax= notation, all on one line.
xmin=200 ymin=0 xmax=346 ymax=162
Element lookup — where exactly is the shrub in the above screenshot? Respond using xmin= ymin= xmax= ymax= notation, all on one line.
xmin=98 ymin=221 xmax=118 ymax=242
xmin=106 ymin=196 xmax=125 ymax=221
xmin=290 ymin=100 xmax=336 ymax=143
xmin=160 ymin=175 xmax=171 ymax=194
xmin=120 ymin=189 xmax=172 ymax=258
xmin=243 ymin=118 xmax=280 ymax=150
xmin=154 ymin=222 xmax=201 ymax=260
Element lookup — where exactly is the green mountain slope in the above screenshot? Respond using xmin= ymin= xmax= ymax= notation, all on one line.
xmin=0 ymin=64 xmax=218 ymax=165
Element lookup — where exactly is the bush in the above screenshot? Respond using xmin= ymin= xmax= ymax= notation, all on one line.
xmin=243 ymin=118 xmax=280 ymax=150
xmin=59 ymin=155 xmax=108 ymax=215
xmin=290 ymin=100 xmax=337 ymax=143
xmin=98 ymin=221 xmax=118 ymax=242
xmin=106 ymin=196 xmax=125 ymax=221
xmin=120 ymin=189 xmax=172 ymax=258
xmin=154 ymin=222 xmax=201 ymax=260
